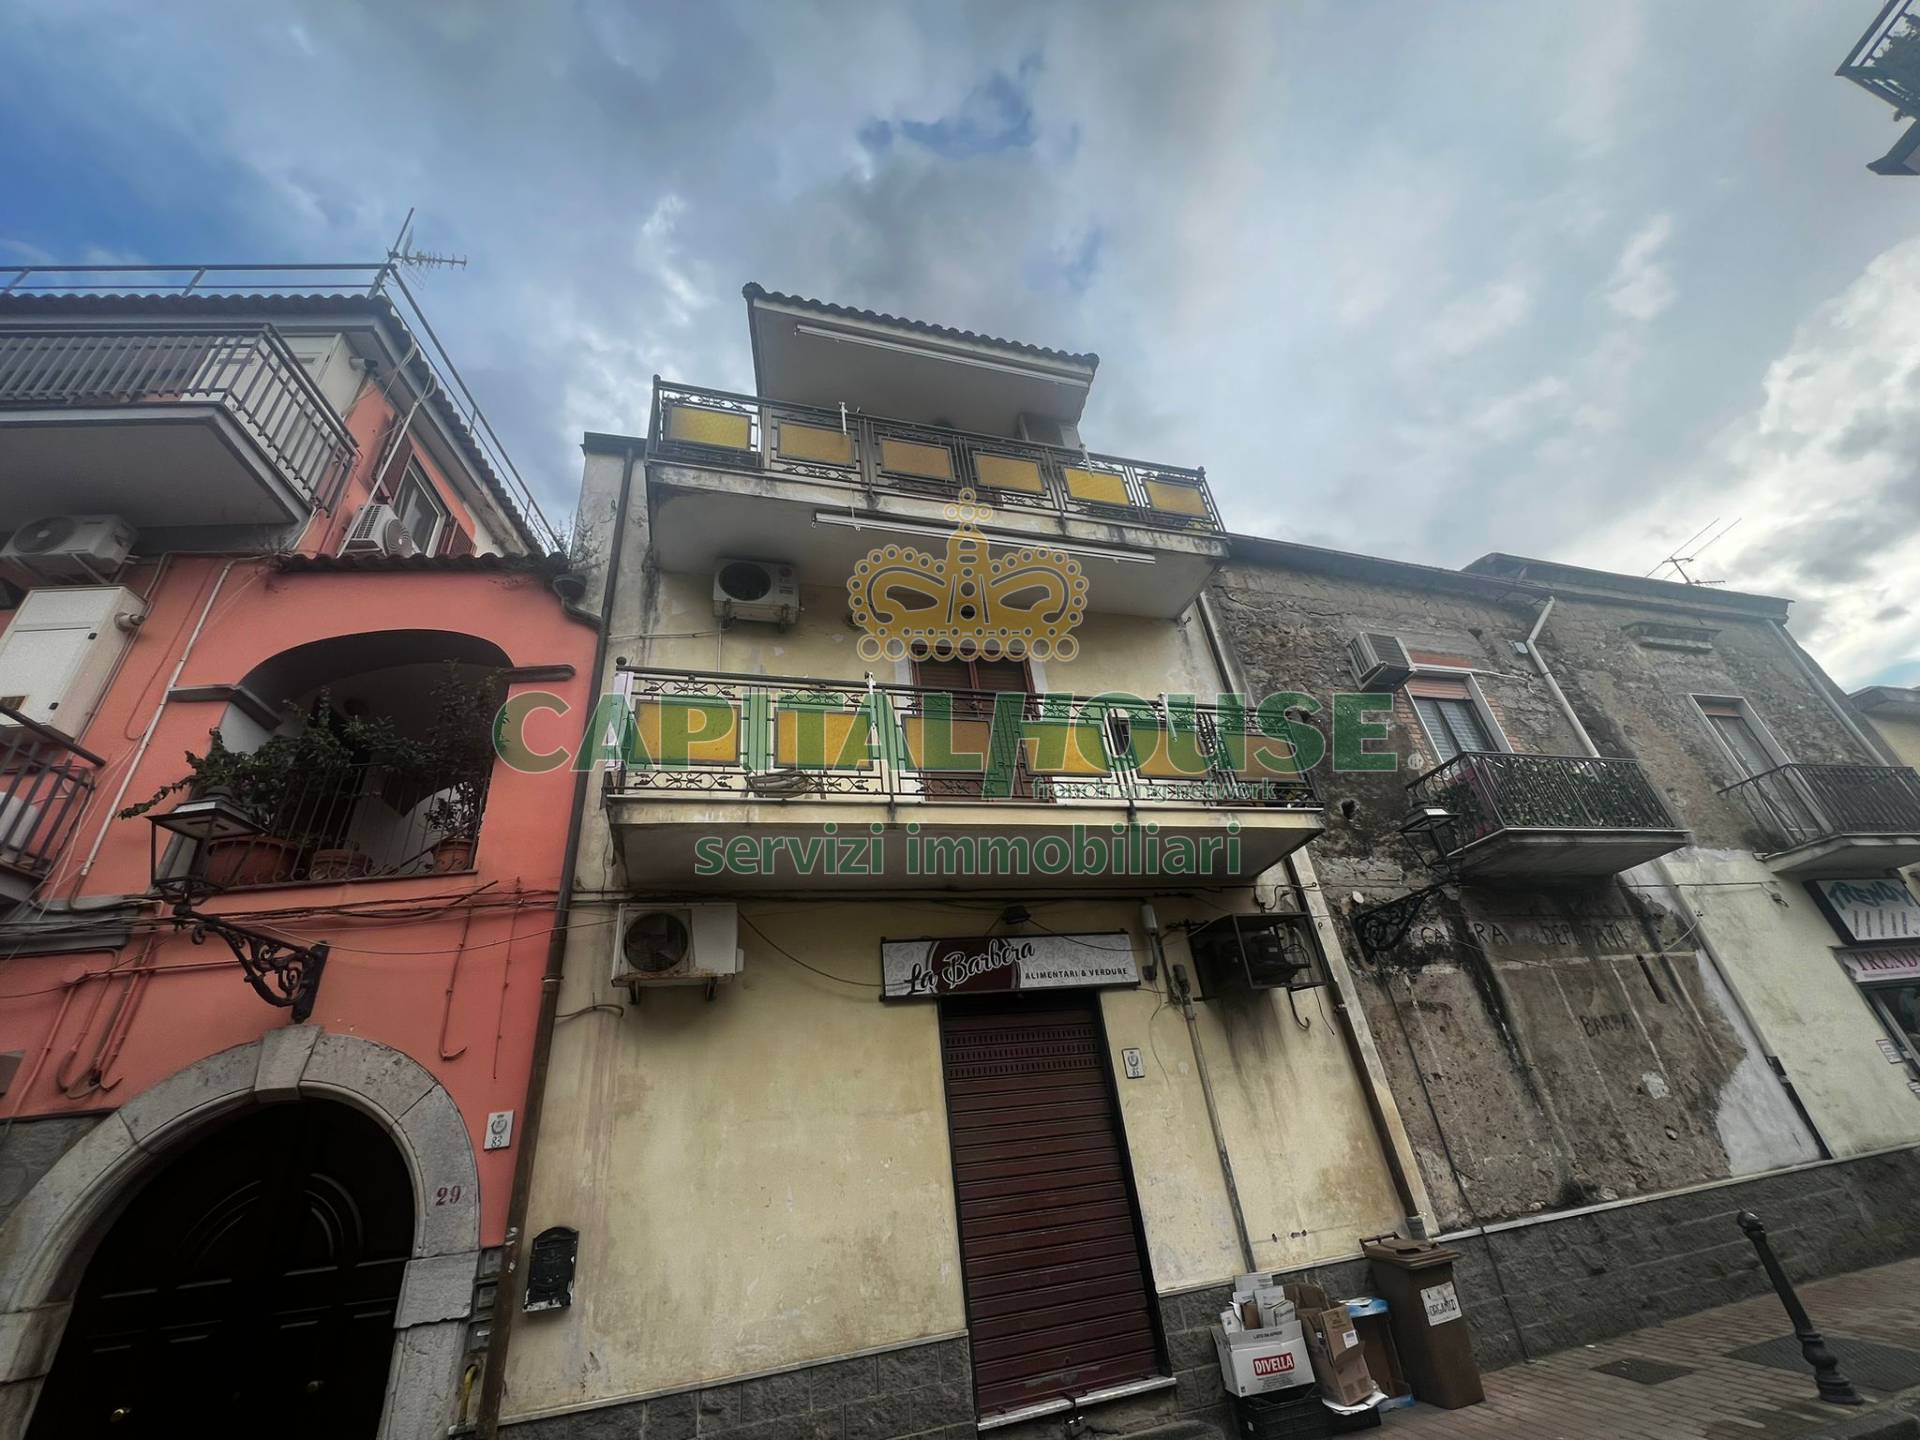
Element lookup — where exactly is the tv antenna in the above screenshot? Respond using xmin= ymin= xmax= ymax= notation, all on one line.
xmin=1646 ymin=516 xmax=1740 ymax=585
xmin=384 ymin=208 xmax=467 ymax=274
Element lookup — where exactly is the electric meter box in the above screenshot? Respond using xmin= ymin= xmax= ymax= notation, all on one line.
xmin=0 ymin=586 xmax=148 ymax=741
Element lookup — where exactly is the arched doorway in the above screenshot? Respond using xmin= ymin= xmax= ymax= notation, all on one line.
xmin=27 ymin=1100 xmax=413 ymax=1438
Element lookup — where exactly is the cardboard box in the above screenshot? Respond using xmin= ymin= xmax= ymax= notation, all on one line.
xmin=1303 ymin=1305 xmax=1377 ymax=1408
xmin=1212 ymin=1317 xmax=1314 ymax=1398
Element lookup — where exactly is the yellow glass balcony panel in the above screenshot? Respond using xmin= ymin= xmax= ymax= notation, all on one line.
xmin=901 ymin=716 xmax=994 ymax=772
xmin=1064 ymin=467 xmax=1129 ymax=506
xmin=973 ymin=454 xmax=1046 ymax=494
xmin=777 ymin=421 xmax=856 ymax=466
xmin=631 ymin=698 xmax=741 ymax=765
xmin=1129 ymin=721 xmax=1217 ymax=779
xmin=880 ymin=438 xmax=954 ymax=480
xmin=1144 ymin=479 xmax=1209 ymax=518
xmin=1021 ymin=719 xmax=1112 ymax=776
xmin=666 ymin=404 xmax=752 ymax=450
xmin=775 ymin=707 xmax=872 ymax=769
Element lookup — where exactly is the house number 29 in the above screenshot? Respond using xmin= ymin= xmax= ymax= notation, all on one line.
xmin=434 ymin=1184 xmax=465 ymax=1207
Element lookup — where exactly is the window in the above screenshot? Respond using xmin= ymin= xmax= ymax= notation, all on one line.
xmin=911 ymin=654 xmax=1034 ymax=798
xmin=1408 ymin=676 xmax=1500 ymax=763
xmin=1867 ymin=984 xmax=1920 ymax=1070
xmin=393 ymin=465 xmax=449 ymax=554
xmin=1695 ymin=697 xmax=1781 ymax=779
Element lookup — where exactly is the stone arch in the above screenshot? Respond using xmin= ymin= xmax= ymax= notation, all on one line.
xmin=0 ymin=1028 xmax=481 ymax=1439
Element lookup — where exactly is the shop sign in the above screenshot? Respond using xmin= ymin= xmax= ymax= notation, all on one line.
xmin=882 ymin=932 xmax=1138 ymax=999
xmin=1837 ymin=944 xmax=1920 ymax=986
xmin=1812 ymin=878 xmax=1920 ymax=944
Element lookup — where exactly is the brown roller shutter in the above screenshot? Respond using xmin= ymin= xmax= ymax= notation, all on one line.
xmin=940 ymin=995 xmax=1163 ymax=1418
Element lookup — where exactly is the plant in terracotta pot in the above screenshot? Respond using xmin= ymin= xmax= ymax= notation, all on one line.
xmin=419 ymin=666 xmax=505 ymax=873
xmin=122 ymin=697 xmax=429 ymax=887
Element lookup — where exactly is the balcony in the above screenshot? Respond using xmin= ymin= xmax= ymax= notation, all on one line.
xmin=1404 ymin=752 xmax=1687 ymax=879
xmin=644 ymin=379 xmax=1227 ymax=619
xmin=0 ymin=325 xmax=356 ymax=533
xmin=1840 ymin=1 xmax=1920 ymax=115
xmin=0 ymin=706 xmax=103 ymax=904
xmin=603 ymin=668 xmax=1324 ymax=891
xmin=1720 ymin=762 xmax=1920 ymax=878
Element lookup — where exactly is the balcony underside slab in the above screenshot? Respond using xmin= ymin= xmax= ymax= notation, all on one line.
xmin=1449 ymin=828 xmax=1690 ymax=880
xmin=648 ymin=465 xmax=1224 ymax=620
xmin=606 ymin=795 xmax=1323 ymax=891
xmin=1761 ymin=834 xmax=1920 ymax=880
xmin=0 ymin=408 xmax=312 ymax=530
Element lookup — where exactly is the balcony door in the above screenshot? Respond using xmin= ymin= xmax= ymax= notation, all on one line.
xmin=1698 ymin=698 xmax=1820 ymax=839
xmin=912 ymin=655 xmax=1035 ymax=798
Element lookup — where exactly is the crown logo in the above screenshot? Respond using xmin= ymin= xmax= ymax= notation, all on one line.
xmin=848 ymin=490 xmax=1087 ymax=662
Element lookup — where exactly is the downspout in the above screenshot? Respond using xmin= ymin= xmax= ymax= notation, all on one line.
xmin=1166 ymin=951 xmax=1257 ymax=1273
xmin=476 ymin=439 xmax=637 ymax=1436
xmin=1194 ymin=588 xmax=1431 ymax=1234
xmin=1519 ymin=595 xmax=1831 ymax=1158
xmin=1771 ymin=619 xmax=1899 ymax=765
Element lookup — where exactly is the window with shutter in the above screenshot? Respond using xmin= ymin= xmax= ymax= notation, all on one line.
xmin=1408 ymin=677 xmax=1498 ymax=762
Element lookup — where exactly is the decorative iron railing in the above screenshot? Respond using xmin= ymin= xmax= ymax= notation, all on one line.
xmin=609 ymin=668 xmax=1318 ymax=808
xmin=1720 ymin=761 xmax=1920 ymax=852
xmin=0 ymin=324 xmax=358 ymax=510
xmin=167 ymin=758 xmax=493 ymax=889
xmin=647 ymin=378 xmax=1221 ymax=534
xmin=0 ymin=707 xmax=103 ymax=888
xmin=1839 ymin=0 xmax=1920 ymax=115
xmin=1406 ymin=751 xmax=1680 ymax=854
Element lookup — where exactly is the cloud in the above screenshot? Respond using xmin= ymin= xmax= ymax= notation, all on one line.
xmin=1605 ymin=214 xmax=1677 ymax=322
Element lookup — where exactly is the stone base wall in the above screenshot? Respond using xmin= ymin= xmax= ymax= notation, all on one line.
xmin=0 ymin=1116 xmax=100 ymax=1232
xmin=503 ymin=1336 xmax=974 ymax=1440
xmin=1447 ymin=1146 xmax=1920 ymax=1371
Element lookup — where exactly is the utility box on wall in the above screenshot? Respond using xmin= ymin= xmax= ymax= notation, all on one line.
xmin=0 ymin=586 xmax=148 ymax=740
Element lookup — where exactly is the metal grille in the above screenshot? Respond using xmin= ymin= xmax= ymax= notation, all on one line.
xmin=649 ymin=377 xmax=1221 ymax=534
xmin=614 ymin=667 xmax=1320 ymax=810
xmin=1839 ymin=1 xmax=1920 ymax=116
xmin=1720 ymin=762 xmax=1920 ymax=852
xmin=0 ymin=707 xmax=102 ymax=888
xmin=940 ymin=1000 xmax=1161 ymax=1419
xmin=0 ymin=325 xmax=358 ymax=510
xmin=1405 ymin=750 xmax=1680 ymax=855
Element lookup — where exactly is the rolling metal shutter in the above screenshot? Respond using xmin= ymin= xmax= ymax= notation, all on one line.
xmin=940 ymin=996 xmax=1162 ymax=1418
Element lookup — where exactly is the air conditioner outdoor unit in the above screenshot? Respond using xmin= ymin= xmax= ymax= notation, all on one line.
xmin=712 ymin=558 xmax=799 ymax=626
xmin=0 ymin=515 xmax=136 ymax=587
xmin=339 ymin=503 xmax=420 ymax=559
xmin=611 ymin=902 xmax=744 ymax=992
xmin=1348 ymin=632 xmax=1414 ymax=692
xmin=1187 ymin=913 xmax=1324 ymax=992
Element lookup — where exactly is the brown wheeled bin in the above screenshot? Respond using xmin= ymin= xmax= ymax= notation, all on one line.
xmin=1362 ymin=1238 xmax=1484 ymax=1409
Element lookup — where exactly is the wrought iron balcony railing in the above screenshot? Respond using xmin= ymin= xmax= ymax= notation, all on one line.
xmin=0 ymin=707 xmax=104 ymax=888
xmin=1406 ymin=751 xmax=1680 ymax=856
xmin=648 ymin=378 xmax=1221 ymax=534
xmin=162 ymin=758 xmax=493 ymax=890
xmin=610 ymin=668 xmax=1317 ymax=808
xmin=1840 ymin=0 xmax=1920 ymax=115
xmin=1720 ymin=761 xmax=1920 ymax=853
xmin=0 ymin=324 xmax=357 ymax=510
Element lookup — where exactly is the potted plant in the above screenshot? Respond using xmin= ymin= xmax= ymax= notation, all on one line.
xmin=549 ymin=504 xmax=602 ymax=604
xmin=419 ymin=666 xmax=505 ymax=873
xmin=122 ymin=698 xmax=428 ymax=888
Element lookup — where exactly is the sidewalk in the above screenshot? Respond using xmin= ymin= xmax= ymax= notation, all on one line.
xmin=1388 ymin=1256 xmax=1920 ymax=1440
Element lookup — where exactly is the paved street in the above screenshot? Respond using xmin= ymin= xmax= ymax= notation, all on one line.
xmin=1389 ymin=1257 xmax=1920 ymax=1440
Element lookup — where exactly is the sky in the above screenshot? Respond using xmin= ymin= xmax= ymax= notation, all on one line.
xmin=2 ymin=0 xmax=1917 ymax=688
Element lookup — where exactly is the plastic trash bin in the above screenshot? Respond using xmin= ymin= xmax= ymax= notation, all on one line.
xmin=1361 ymin=1238 xmax=1484 ymax=1409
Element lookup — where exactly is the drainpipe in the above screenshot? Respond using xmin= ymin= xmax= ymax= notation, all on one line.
xmin=1519 ymin=597 xmax=1831 ymax=1158
xmin=1771 ymin=620 xmax=1898 ymax=765
xmin=475 ymin=439 xmax=638 ymax=1437
xmin=1163 ymin=946 xmax=1256 ymax=1272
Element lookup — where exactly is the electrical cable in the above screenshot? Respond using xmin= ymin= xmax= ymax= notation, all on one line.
xmin=738 ymin=914 xmax=880 ymax=989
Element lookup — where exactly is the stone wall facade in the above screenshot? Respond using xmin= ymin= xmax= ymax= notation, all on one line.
xmin=0 ymin=1115 xmax=99 ymax=1232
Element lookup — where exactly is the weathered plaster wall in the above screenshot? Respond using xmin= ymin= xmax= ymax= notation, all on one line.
xmin=1209 ymin=557 xmax=1835 ymax=1231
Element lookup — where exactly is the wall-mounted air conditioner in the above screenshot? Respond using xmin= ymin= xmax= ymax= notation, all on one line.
xmin=1187 ymin=913 xmax=1324 ymax=992
xmin=0 ymin=515 xmax=136 ymax=588
xmin=712 ymin=558 xmax=799 ymax=626
xmin=1348 ymin=632 xmax=1414 ymax=692
xmin=611 ymin=902 xmax=744 ymax=992
xmin=339 ymin=503 xmax=419 ymax=559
